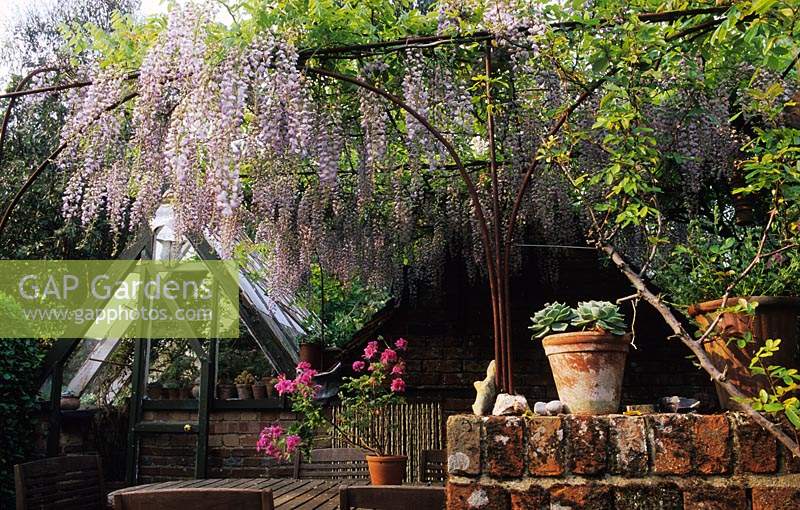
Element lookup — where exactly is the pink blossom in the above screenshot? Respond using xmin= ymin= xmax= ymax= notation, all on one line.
xmin=391 ymin=362 xmax=405 ymax=376
xmin=380 ymin=348 xmax=397 ymax=364
xmin=274 ymin=374 xmax=295 ymax=395
xmin=285 ymin=434 xmax=302 ymax=453
xmin=390 ymin=378 xmax=406 ymax=393
xmin=296 ymin=367 xmax=318 ymax=386
xmin=394 ymin=338 xmax=408 ymax=350
xmin=352 ymin=360 xmax=366 ymax=372
xmin=363 ymin=340 xmax=379 ymax=360
xmin=296 ymin=361 xmax=312 ymax=372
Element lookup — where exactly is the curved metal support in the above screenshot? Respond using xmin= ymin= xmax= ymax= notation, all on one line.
xmin=0 ymin=66 xmax=60 ymax=164
xmin=0 ymin=92 xmax=138 ymax=242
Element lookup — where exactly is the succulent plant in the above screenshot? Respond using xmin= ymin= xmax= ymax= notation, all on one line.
xmin=529 ymin=302 xmax=577 ymax=339
xmin=571 ymin=301 xmax=627 ymax=335
xmin=234 ymin=370 xmax=256 ymax=385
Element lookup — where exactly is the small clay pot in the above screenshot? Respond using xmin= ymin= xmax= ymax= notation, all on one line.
xmin=366 ymin=455 xmax=407 ymax=485
xmin=263 ymin=378 xmax=277 ymax=398
xmin=60 ymin=396 xmax=80 ymax=411
xmin=299 ymin=342 xmax=323 ymax=369
xmin=146 ymin=385 xmax=163 ymax=400
xmin=167 ymin=388 xmax=180 ymax=400
xmin=217 ymin=384 xmax=235 ymax=400
xmin=236 ymin=383 xmax=253 ymax=400
xmin=252 ymin=383 xmax=267 ymax=399
xmin=179 ymin=387 xmax=192 ymax=400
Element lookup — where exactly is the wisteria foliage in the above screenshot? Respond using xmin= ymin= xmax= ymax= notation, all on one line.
xmin=55 ymin=1 xmax=799 ymax=296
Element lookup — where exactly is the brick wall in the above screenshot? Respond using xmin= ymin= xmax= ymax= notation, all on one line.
xmin=446 ymin=413 xmax=800 ymax=510
xmin=137 ymin=408 xmax=297 ymax=483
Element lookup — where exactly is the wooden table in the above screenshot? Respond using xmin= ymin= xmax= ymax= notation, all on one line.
xmin=108 ymin=478 xmax=368 ymax=509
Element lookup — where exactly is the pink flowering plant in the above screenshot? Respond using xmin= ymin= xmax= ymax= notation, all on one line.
xmin=257 ymin=337 xmax=408 ymax=459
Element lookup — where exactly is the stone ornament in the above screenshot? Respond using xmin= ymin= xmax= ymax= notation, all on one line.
xmin=492 ymin=393 xmax=529 ymax=416
xmin=471 ymin=360 xmax=497 ymax=416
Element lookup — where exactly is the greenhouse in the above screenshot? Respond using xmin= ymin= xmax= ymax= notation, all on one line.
xmin=1 ymin=1 xmax=799 ymax=509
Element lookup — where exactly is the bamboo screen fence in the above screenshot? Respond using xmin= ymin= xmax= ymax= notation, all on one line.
xmin=330 ymin=401 xmax=444 ymax=483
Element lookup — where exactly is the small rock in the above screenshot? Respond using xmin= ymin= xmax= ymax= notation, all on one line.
xmin=546 ymin=400 xmax=564 ymax=415
xmin=660 ymin=396 xmax=700 ymax=413
xmin=492 ymin=393 xmax=529 ymax=416
xmin=533 ymin=401 xmax=548 ymax=416
xmin=471 ymin=360 xmax=497 ymax=416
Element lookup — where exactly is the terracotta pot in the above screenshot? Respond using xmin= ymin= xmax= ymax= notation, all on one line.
xmin=252 ymin=383 xmax=267 ymax=399
xmin=299 ymin=343 xmax=323 ymax=369
xmin=179 ymin=387 xmax=192 ymax=400
xmin=236 ymin=383 xmax=253 ymax=400
xmin=542 ymin=331 xmax=630 ymax=415
xmin=262 ymin=377 xmax=277 ymax=398
xmin=688 ymin=296 xmax=800 ymax=409
xmin=60 ymin=396 xmax=80 ymax=410
xmin=167 ymin=388 xmax=180 ymax=400
xmin=146 ymin=385 xmax=163 ymax=400
xmin=217 ymin=384 xmax=235 ymax=400
xmin=366 ymin=455 xmax=407 ymax=485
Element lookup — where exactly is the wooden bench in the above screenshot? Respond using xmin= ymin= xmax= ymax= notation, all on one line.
xmin=14 ymin=455 xmax=106 ymax=510
xmin=293 ymin=448 xmax=370 ymax=481
xmin=339 ymin=485 xmax=445 ymax=510
xmin=419 ymin=449 xmax=446 ymax=484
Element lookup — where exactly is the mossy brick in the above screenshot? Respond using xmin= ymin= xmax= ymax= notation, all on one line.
xmin=549 ymin=483 xmax=613 ymax=510
xmin=565 ymin=416 xmax=608 ymax=475
xmin=733 ymin=415 xmax=777 ymax=474
xmin=525 ymin=416 xmax=565 ymax=476
xmin=447 ymin=415 xmax=482 ymax=476
xmin=609 ymin=416 xmax=648 ymax=476
xmin=447 ymin=482 xmax=509 ymax=510
xmin=485 ymin=416 xmax=525 ymax=478
xmin=647 ymin=414 xmax=693 ymax=475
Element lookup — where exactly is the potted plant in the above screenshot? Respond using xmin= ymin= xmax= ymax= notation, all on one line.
xmin=656 ymin=220 xmax=800 ymax=408
xmin=163 ymin=381 xmax=180 ymax=400
xmin=252 ymin=379 xmax=267 ymax=399
xmin=147 ymin=381 xmax=164 ymax=400
xmin=256 ymin=337 xmax=409 ymax=485
xmin=60 ymin=390 xmax=80 ymax=410
xmin=217 ymin=378 xmax=235 ymax=400
xmin=234 ymin=370 xmax=256 ymax=399
xmin=262 ymin=375 xmax=277 ymax=398
xmin=530 ymin=301 xmax=629 ymax=415
xmin=298 ymin=335 xmax=324 ymax=370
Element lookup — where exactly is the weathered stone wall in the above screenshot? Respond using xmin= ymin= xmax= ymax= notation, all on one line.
xmin=446 ymin=413 xmax=800 ymax=509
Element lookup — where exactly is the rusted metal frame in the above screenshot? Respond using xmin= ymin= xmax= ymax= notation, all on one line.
xmin=46 ymin=358 xmax=64 ymax=457
xmin=0 ymin=66 xmax=60 ymax=164
xmin=483 ymin=41 xmax=509 ymax=392
xmin=305 ymin=66 xmax=504 ymax=388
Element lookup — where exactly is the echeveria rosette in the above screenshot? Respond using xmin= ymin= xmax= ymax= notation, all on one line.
xmin=529 ymin=302 xmax=576 ymax=339
xmin=572 ymin=301 xmax=627 ymax=336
